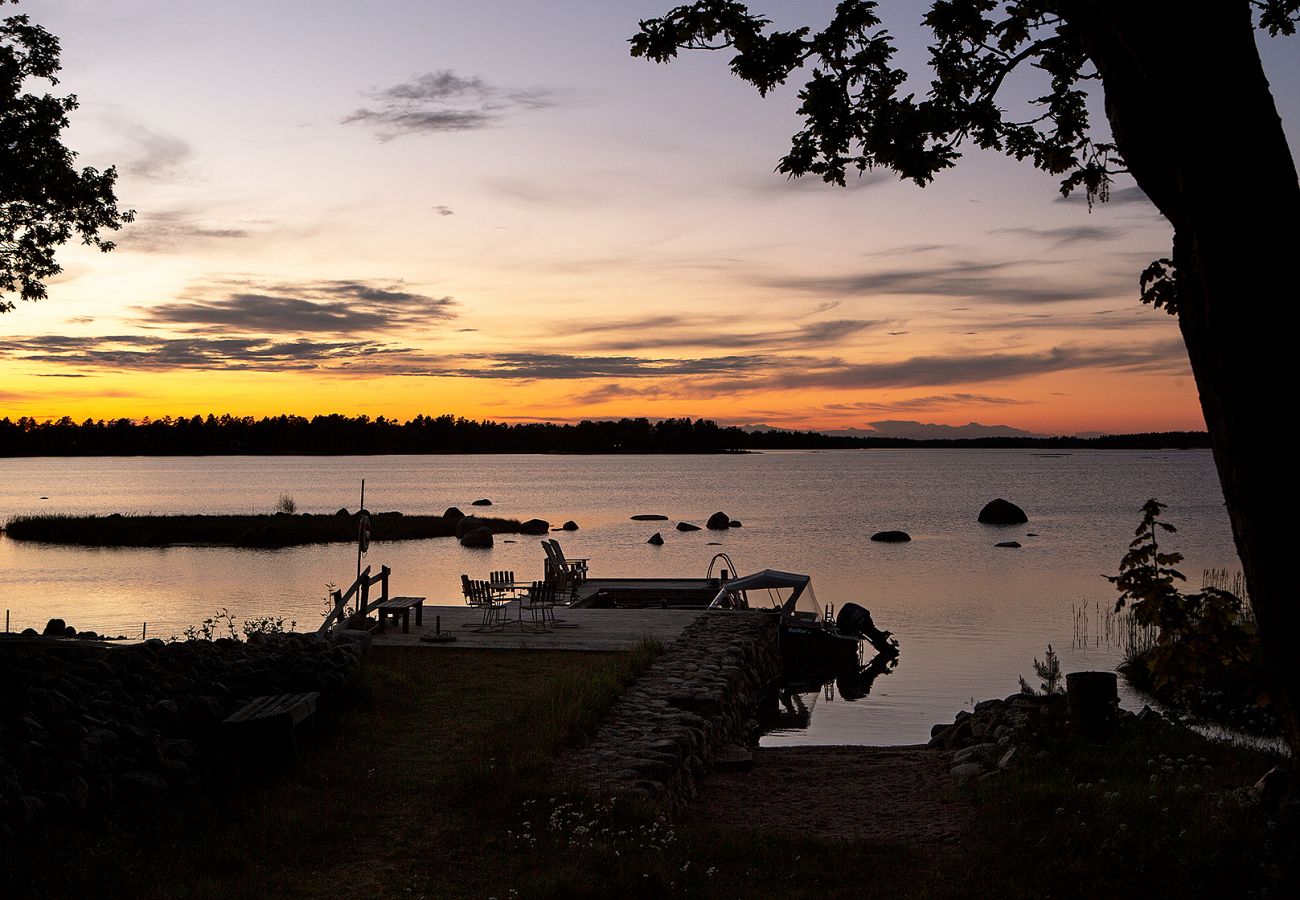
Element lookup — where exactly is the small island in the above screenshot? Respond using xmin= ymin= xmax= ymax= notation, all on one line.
xmin=1 ymin=511 xmax=549 ymax=548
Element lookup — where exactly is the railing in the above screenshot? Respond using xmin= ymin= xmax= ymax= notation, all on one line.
xmin=318 ymin=564 xmax=390 ymax=636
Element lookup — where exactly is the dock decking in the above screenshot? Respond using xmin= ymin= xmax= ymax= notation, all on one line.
xmin=371 ymin=602 xmax=703 ymax=652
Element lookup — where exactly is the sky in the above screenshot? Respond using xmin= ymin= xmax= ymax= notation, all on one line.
xmin=3 ymin=0 xmax=1298 ymax=435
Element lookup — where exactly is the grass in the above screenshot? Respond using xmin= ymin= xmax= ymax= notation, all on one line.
xmin=3 ymin=645 xmax=1293 ymax=899
xmin=1 ymin=511 xmax=545 ymax=547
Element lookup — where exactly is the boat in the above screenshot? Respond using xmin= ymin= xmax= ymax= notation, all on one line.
xmin=707 ymin=568 xmax=868 ymax=666
xmin=569 ymin=552 xmax=898 ymax=668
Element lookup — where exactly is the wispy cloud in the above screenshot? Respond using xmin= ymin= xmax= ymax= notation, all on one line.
xmin=118 ymin=210 xmax=252 ymax=254
xmin=139 ymin=279 xmax=456 ymax=334
xmin=0 ymin=334 xmax=395 ymax=372
xmin=117 ymin=124 xmax=195 ymax=182
xmin=766 ymin=260 xmax=1131 ymax=304
xmin=567 ymin=315 xmax=883 ymax=351
xmin=991 ymin=225 xmax=1125 ymax=247
xmin=825 ymin=393 xmax=1021 ymax=413
xmin=342 ymin=70 xmax=561 ymax=141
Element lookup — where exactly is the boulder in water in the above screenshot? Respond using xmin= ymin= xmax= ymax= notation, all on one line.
xmin=706 ymin=511 xmax=731 ymax=530
xmin=676 ymin=522 xmax=701 ymax=532
xmin=631 ymin=514 xmax=669 ymax=521
xmin=995 ymin=540 xmax=1022 ymax=548
xmin=471 ymin=498 xmax=493 ymax=507
xmin=459 ymin=526 xmax=493 ymax=548
xmin=978 ymin=498 xmax=1028 ymax=525
xmin=454 ymin=516 xmax=486 ymax=539
xmin=519 ymin=519 xmax=550 ymax=535
xmin=43 ymin=618 xmax=68 ymax=636
xmin=561 ymin=520 xmax=579 ymax=531
xmin=728 ymin=520 xmax=742 ymax=528
xmin=647 ymin=532 xmax=664 ymax=545
xmin=442 ymin=506 xmax=465 ymax=521
xmin=871 ymin=530 xmax=911 ymax=543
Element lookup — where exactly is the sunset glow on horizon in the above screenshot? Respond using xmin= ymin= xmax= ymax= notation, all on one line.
xmin=5 ymin=1 xmax=1296 ymax=436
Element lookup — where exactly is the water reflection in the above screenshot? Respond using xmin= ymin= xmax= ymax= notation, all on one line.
xmin=760 ymin=647 xmax=901 ymax=737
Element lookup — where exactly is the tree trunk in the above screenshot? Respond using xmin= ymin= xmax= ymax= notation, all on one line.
xmin=1070 ymin=1 xmax=1300 ymax=751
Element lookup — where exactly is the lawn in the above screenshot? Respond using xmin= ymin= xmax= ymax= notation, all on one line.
xmin=3 ymin=645 xmax=1293 ymax=899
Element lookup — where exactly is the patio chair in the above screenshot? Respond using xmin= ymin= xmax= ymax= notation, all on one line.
xmin=463 ymin=576 xmax=505 ymax=631
xmin=521 ymin=580 xmax=556 ymax=631
xmin=546 ymin=539 xmax=589 ymax=581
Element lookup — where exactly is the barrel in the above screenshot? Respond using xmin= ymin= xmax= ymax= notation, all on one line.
xmin=1066 ymin=671 xmax=1119 ymax=740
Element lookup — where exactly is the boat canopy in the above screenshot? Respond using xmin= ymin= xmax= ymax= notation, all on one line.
xmin=708 ymin=569 xmax=821 ymax=620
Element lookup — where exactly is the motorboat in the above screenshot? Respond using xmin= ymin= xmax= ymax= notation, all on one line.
xmin=708 ymin=568 xmax=897 ymax=666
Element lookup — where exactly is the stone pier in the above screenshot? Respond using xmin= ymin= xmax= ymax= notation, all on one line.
xmin=558 ymin=610 xmax=781 ymax=810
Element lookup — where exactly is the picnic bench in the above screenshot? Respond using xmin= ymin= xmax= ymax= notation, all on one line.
xmin=223 ymin=691 xmax=320 ymax=759
xmin=374 ymin=595 xmax=425 ymax=634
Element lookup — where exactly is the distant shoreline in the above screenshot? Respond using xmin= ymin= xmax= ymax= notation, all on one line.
xmin=0 ymin=414 xmax=1211 ymax=456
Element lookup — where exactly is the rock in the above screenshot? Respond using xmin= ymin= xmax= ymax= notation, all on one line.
xmin=974 ymin=698 xmax=1004 ymax=713
xmin=951 ymin=762 xmax=985 ymax=783
xmin=442 ymin=506 xmax=465 ymax=521
xmin=997 ymin=747 xmax=1019 ymax=770
xmin=706 ymin=511 xmax=731 ymax=530
xmin=21 ymin=627 xmax=37 ymax=636
xmin=714 ymin=745 xmax=753 ymax=772
xmin=1026 ymin=532 xmax=1039 ymax=537
xmin=978 ymin=498 xmax=1028 ymax=525
xmin=42 ymin=618 xmax=68 ymax=636
xmin=518 ymin=518 xmax=550 ymax=535
xmin=1248 ymin=766 xmax=1291 ymax=808
xmin=647 ymin=532 xmax=665 ymax=545
xmin=118 ymin=771 xmax=167 ymax=799
xmin=995 ymin=541 xmax=1022 ymax=548
xmin=335 ymin=507 xmax=350 ymax=516
xmin=871 ymin=530 xmax=911 ymax=543
xmin=62 ymin=626 xmax=77 ymax=637
xmin=728 ymin=520 xmax=742 ymax=528
xmin=471 ymin=498 xmax=493 ymax=506
xmin=631 ymin=514 xmax=669 ymax=521
xmin=561 ymin=520 xmax=579 ymax=531
xmin=676 ymin=522 xmax=701 ymax=532
xmin=454 ymin=516 xmax=486 ymax=538
xmin=459 ymin=526 xmax=493 ymax=548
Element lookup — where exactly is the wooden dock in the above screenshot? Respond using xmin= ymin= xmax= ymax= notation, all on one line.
xmin=371 ymin=602 xmax=703 ymax=652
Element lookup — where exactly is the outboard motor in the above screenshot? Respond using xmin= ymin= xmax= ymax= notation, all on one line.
xmin=836 ymin=602 xmax=899 ymax=658
xmin=836 ymin=602 xmax=875 ymax=637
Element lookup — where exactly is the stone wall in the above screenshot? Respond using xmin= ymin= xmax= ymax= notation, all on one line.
xmin=0 ymin=632 xmax=366 ymax=840
xmin=559 ymin=610 xmax=781 ymax=810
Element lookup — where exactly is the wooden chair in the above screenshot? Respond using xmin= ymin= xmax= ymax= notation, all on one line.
xmin=463 ymin=575 xmax=504 ymax=631
xmin=546 ymin=539 xmax=589 ymax=581
xmin=522 ymin=580 xmax=556 ymax=631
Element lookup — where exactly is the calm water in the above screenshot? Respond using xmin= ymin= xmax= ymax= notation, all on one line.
xmin=0 ymin=450 xmax=1238 ymax=745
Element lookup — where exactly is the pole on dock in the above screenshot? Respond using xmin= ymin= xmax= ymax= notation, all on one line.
xmin=142 ymin=621 xmax=147 ymax=639
xmin=5 ymin=609 xmax=9 ymax=633
xmin=356 ymin=478 xmax=366 ymax=583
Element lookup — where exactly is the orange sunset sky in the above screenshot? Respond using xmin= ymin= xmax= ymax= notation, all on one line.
xmin=4 ymin=1 xmax=1297 ymax=436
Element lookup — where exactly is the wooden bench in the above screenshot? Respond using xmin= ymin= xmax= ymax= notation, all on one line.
xmin=223 ymin=692 xmax=320 ymax=759
xmin=374 ymin=595 xmax=425 ymax=634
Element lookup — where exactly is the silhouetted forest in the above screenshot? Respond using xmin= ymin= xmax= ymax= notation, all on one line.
xmin=0 ymin=414 xmax=1211 ymax=455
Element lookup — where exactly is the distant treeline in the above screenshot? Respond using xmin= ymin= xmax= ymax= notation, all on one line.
xmin=0 ymin=414 xmax=1211 ymax=455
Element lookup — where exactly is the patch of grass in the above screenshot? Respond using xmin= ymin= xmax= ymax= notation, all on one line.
xmin=940 ymin=715 xmax=1293 ymax=899
xmin=0 ymin=644 xmax=661 ymax=900
xmin=2 ymin=511 xmax=542 ymax=547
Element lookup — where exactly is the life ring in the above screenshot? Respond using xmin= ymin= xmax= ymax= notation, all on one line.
xmin=358 ymin=513 xmax=371 ymax=554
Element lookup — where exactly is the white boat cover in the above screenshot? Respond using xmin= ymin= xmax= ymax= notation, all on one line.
xmin=709 ymin=569 xmax=820 ymax=620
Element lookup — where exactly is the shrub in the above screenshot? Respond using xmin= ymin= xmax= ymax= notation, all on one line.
xmin=275 ymin=493 xmax=297 ymax=514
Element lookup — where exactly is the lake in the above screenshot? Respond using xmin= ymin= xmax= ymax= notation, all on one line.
xmin=0 ymin=450 xmax=1239 ymax=745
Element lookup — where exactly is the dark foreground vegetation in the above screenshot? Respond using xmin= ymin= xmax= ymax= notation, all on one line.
xmin=0 ymin=413 xmax=1209 ymax=455
xmin=2 ymin=643 xmax=1291 ymax=900
xmin=2 ymin=511 xmax=542 ymax=547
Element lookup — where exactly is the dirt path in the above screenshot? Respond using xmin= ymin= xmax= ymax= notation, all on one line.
xmin=686 ymin=745 xmax=974 ymax=844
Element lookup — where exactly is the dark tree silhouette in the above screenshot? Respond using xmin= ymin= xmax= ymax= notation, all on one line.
xmin=1 ymin=1 xmax=132 ymax=313
xmin=632 ymin=1 xmax=1300 ymax=751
